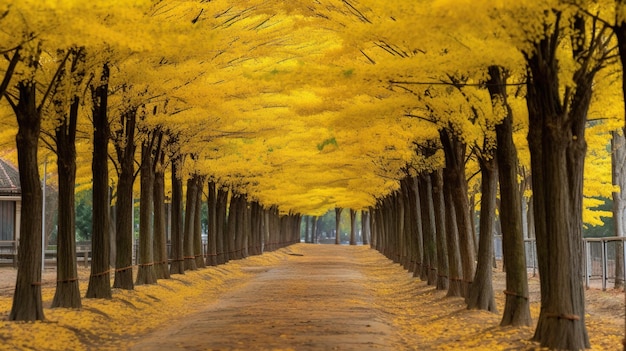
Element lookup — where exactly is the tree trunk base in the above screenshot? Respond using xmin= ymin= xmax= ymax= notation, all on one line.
xmin=10 ymin=272 xmax=45 ymax=321
xmin=436 ymin=275 xmax=448 ymax=291
xmin=52 ymin=281 xmax=82 ymax=308
xmin=532 ymin=313 xmax=590 ymax=350
xmin=412 ymin=263 xmax=421 ymax=278
xmin=155 ymin=262 xmax=170 ymax=280
xmin=420 ymin=265 xmax=429 ymax=281
xmin=195 ymin=256 xmax=206 ymax=269
xmin=170 ymin=261 xmax=185 ymax=275
xmin=184 ymin=258 xmax=197 ymax=271
xmin=113 ymin=269 xmax=134 ymax=290
xmin=402 ymin=257 xmax=411 ymax=271
xmin=500 ymin=295 xmax=532 ymax=327
xmin=427 ymin=268 xmax=438 ymax=286
xmin=206 ymin=255 xmax=218 ymax=266
xmin=136 ymin=266 xmax=157 ymax=285
xmin=85 ymin=273 xmax=112 ymax=299
xmin=446 ymin=279 xmax=464 ymax=298
xmin=467 ymin=287 xmax=497 ymax=313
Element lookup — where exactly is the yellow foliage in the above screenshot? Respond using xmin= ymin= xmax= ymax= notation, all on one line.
xmin=0 ymin=0 xmax=622 ymax=221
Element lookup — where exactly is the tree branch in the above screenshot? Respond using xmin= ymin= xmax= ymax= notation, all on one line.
xmin=38 ymin=49 xmax=73 ymax=114
xmin=0 ymin=47 xmax=20 ymax=99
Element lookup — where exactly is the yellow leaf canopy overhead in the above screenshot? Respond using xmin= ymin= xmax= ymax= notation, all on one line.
xmin=0 ymin=0 xmax=620 ymax=218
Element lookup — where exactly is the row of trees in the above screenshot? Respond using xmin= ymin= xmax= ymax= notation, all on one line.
xmin=2 ymin=1 xmax=626 ymax=350
xmin=363 ymin=26 xmax=607 ymax=349
xmin=0 ymin=1 xmax=308 ymax=322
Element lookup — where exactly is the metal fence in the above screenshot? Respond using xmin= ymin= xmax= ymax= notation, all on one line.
xmin=503 ymin=236 xmax=626 ymax=291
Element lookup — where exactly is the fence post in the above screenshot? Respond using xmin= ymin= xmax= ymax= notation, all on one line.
xmin=623 ymin=237 xmax=626 ymax=291
xmin=602 ymin=239 xmax=607 ymax=291
xmin=585 ymin=239 xmax=590 ymax=289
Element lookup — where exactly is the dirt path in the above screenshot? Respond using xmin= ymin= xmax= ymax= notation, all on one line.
xmin=130 ymin=245 xmax=401 ymax=351
xmin=0 ymin=244 xmax=622 ymax=350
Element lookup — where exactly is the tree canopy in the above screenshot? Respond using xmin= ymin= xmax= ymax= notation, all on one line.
xmin=0 ymin=0 xmax=621 ymax=218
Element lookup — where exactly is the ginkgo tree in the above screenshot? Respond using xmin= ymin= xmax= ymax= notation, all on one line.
xmin=1 ymin=1 xmax=626 ymax=350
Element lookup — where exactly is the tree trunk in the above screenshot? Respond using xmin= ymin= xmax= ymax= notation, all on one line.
xmin=52 ymin=95 xmax=81 ymax=308
xmin=443 ymin=173 xmax=464 ymax=298
xmin=409 ymin=178 xmax=424 ymax=278
xmin=169 ymin=158 xmax=185 ymax=275
xmin=612 ymin=131 xmax=626 ymax=289
xmin=9 ymin=82 xmax=45 ymax=321
xmin=112 ymin=109 xmax=137 ymax=290
xmin=235 ymin=194 xmax=248 ymax=259
xmin=206 ymin=181 xmax=218 ymax=266
xmin=52 ymin=49 xmax=85 ymax=308
xmin=418 ymin=173 xmax=437 ymax=285
xmin=227 ymin=192 xmax=238 ymax=259
xmin=153 ymin=148 xmax=169 ymax=280
xmin=264 ymin=207 xmax=274 ymax=252
xmin=487 ymin=65 xmax=531 ymax=326
xmin=361 ymin=211 xmax=369 ymax=245
xmin=467 ymin=154 xmax=497 ymax=313
xmin=349 ymin=209 xmax=357 ymax=245
xmin=304 ymin=215 xmax=310 ymax=243
xmin=86 ymin=64 xmax=112 ymax=299
xmin=249 ymin=202 xmax=263 ymax=255
xmin=335 ymin=207 xmax=343 ymax=245
xmin=216 ymin=187 xmax=228 ymax=263
xmin=431 ymin=170 xmax=449 ymax=291
xmin=400 ymin=180 xmax=413 ymax=270
xmin=136 ymin=141 xmax=157 ymax=285
xmin=194 ymin=176 xmax=206 ymax=268
xmin=526 ymin=21 xmax=593 ymax=347
xmin=611 ymin=17 xmax=626 ymax=351
xmin=441 ymin=129 xmax=475 ymax=298
xmin=184 ymin=176 xmax=198 ymax=270
xmin=244 ymin=197 xmax=251 ymax=257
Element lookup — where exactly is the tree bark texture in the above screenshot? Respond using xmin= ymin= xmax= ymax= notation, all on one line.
xmin=441 ymin=129 xmax=475 ymax=298
xmin=400 ymin=181 xmax=413 ymax=270
xmin=361 ymin=211 xmax=370 ymax=245
xmin=234 ymin=194 xmax=247 ymax=259
xmin=612 ymin=131 xmax=626 ymax=289
xmin=153 ymin=149 xmax=170 ymax=280
xmin=86 ymin=64 xmax=112 ymax=299
xmin=349 ymin=209 xmax=357 ymax=245
xmin=443 ymin=175 xmax=464 ymax=298
xmin=613 ymin=14 xmax=626 ymax=350
xmin=194 ymin=176 xmax=206 ymax=268
xmin=112 ymin=109 xmax=137 ymax=290
xmin=418 ymin=174 xmax=437 ymax=285
xmin=431 ymin=170 xmax=449 ymax=291
xmin=52 ymin=49 xmax=85 ymax=308
xmin=9 ymin=82 xmax=45 ymax=321
xmin=136 ymin=141 xmax=157 ymax=285
xmin=52 ymin=95 xmax=81 ymax=308
xmin=206 ymin=181 xmax=218 ymax=266
xmin=169 ymin=158 xmax=185 ymax=275
xmin=487 ymin=65 xmax=531 ymax=326
xmin=409 ymin=178 xmax=424 ymax=278
xmin=467 ymin=154 xmax=497 ymax=313
xmin=216 ymin=187 xmax=228 ymax=263
xmin=400 ymin=191 xmax=412 ymax=268
xmin=335 ymin=207 xmax=343 ymax=245
xmin=226 ymin=192 xmax=238 ymax=259
xmin=249 ymin=202 xmax=263 ymax=256
xmin=526 ymin=17 xmax=595 ymax=347
xmin=183 ymin=176 xmax=198 ymax=271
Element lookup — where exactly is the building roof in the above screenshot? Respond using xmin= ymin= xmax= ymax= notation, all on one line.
xmin=0 ymin=159 xmax=20 ymax=196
